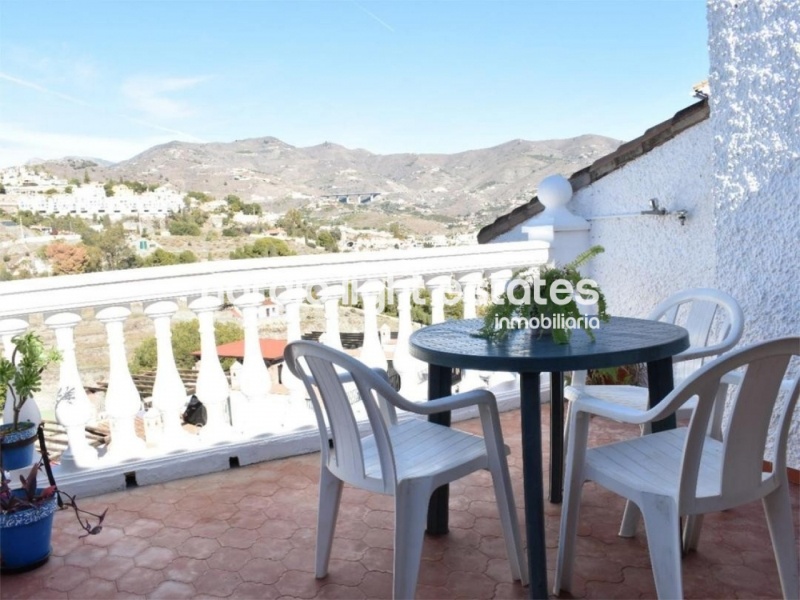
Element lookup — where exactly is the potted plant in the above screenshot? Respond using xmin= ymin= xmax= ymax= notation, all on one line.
xmin=1 ymin=458 xmax=106 ymax=573
xmin=0 ymin=332 xmax=60 ymax=470
xmin=479 ymin=245 xmax=610 ymax=344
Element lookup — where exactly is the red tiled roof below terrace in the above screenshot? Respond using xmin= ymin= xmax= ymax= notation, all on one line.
xmin=193 ymin=338 xmax=287 ymax=362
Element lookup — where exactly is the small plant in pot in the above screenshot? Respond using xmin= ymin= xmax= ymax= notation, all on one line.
xmin=479 ymin=245 xmax=610 ymax=344
xmin=0 ymin=332 xmax=60 ymax=470
xmin=1 ymin=459 xmax=107 ymax=572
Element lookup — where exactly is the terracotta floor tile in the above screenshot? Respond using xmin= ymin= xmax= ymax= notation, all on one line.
xmin=1 ymin=406 xmax=796 ymax=600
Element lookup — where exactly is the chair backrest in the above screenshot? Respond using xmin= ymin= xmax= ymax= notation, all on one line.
xmin=283 ymin=340 xmax=401 ymax=495
xmin=663 ymin=337 xmax=800 ymax=511
xmin=648 ymin=288 xmax=744 ymax=381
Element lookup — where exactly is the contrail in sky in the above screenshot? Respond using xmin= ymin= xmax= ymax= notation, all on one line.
xmin=353 ymin=1 xmax=395 ymax=32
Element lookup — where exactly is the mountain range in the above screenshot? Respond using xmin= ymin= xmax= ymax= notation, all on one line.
xmin=34 ymin=134 xmax=622 ymax=221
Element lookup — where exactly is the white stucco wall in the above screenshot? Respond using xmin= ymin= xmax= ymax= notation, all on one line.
xmin=496 ymin=120 xmax=716 ymax=319
xmin=708 ymin=0 xmax=800 ymax=467
xmin=570 ymin=121 xmax=715 ymax=318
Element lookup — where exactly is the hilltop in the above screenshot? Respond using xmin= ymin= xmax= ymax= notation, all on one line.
xmin=31 ymin=134 xmax=621 ymax=223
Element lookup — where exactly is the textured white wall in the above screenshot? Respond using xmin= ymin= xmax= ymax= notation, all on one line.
xmin=708 ymin=0 xmax=800 ymax=467
xmin=497 ymin=120 xmax=716 ymax=318
xmin=570 ymin=122 xmax=715 ymax=318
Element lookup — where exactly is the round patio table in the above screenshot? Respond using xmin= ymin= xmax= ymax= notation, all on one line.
xmin=409 ymin=316 xmax=689 ymax=599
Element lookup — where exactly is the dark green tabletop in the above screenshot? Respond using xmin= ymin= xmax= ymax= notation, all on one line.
xmin=409 ymin=316 xmax=689 ymax=373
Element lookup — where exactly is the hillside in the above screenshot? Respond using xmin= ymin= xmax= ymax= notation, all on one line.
xmin=35 ymin=134 xmax=621 ymax=222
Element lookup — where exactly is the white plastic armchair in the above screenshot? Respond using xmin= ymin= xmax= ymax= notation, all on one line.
xmin=283 ymin=340 xmax=527 ymax=599
xmin=567 ymin=288 xmax=745 ymax=440
xmin=554 ymin=337 xmax=800 ymax=600
xmin=565 ymin=288 xmax=744 ymax=540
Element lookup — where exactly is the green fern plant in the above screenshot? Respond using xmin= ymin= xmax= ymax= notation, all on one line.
xmin=478 ymin=245 xmax=610 ymax=344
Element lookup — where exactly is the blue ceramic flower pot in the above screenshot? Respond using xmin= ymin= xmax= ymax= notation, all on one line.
xmin=0 ymin=491 xmax=57 ymax=573
xmin=0 ymin=422 xmax=37 ymax=471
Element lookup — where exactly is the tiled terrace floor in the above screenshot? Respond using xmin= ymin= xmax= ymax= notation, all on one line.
xmin=2 ymin=405 xmax=797 ymax=599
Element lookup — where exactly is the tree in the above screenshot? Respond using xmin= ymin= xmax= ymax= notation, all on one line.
xmin=81 ymin=223 xmax=136 ymax=270
xmin=83 ymin=170 xmax=90 ymax=184
xmin=131 ymin=320 xmax=244 ymax=373
xmin=45 ymin=241 xmax=89 ymax=275
xmin=103 ymin=182 xmax=115 ymax=197
xmin=316 ymin=229 xmax=339 ymax=253
xmin=230 ymin=237 xmax=294 ymax=259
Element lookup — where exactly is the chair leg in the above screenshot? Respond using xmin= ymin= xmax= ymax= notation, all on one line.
xmin=763 ymin=483 xmax=800 ymax=599
xmin=488 ymin=452 xmax=528 ymax=584
xmin=618 ymin=500 xmax=641 ymax=537
xmin=639 ymin=494 xmax=683 ymax=600
xmin=553 ymin=412 xmax=590 ymax=595
xmin=316 ymin=467 xmax=343 ymax=578
xmin=682 ymin=514 xmax=704 ymax=553
xmin=393 ymin=480 xmax=431 ymax=600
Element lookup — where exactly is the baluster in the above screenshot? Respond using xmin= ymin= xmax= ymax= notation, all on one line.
xmin=96 ymin=306 xmax=145 ymax=460
xmin=0 ymin=319 xmax=40 ymax=427
xmin=358 ymin=280 xmax=388 ymax=371
xmin=144 ymin=301 xmax=191 ymax=447
xmin=486 ymin=269 xmax=517 ymax=388
xmin=233 ymin=293 xmax=271 ymax=404
xmin=46 ymin=312 xmax=98 ymax=469
xmin=277 ymin=287 xmax=308 ymax=402
xmin=318 ymin=285 xmax=344 ymax=351
xmin=229 ymin=293 xmax=270 ymax=435
xmin=189 ymin=296 xmax=233 ymax=441
xmin=457 ymin=271 xmax=486 ymax=391
xmin=391 ymin=278 xmax=426 ymax=398
xmin=425 ymin=275 xmax=452 ymax=324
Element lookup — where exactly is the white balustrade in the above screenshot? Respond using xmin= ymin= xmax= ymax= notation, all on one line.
xmin=0 ymin=241 xmax=551 ymax=495
xmin=144 ymin=301 xmax=191 ymax=448
xmin=96 ymin=306 xmax=145 ymax=460
xmin=358 ymin=280 xmax=388 ymax=371
xmin=46 ymin=312 xmax=98 ymax=469
xmin=189 ymin=296 xmax=232 ymax=441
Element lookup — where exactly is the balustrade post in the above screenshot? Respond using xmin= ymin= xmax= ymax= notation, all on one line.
xmin=486 ymin=269 xmax=517 ymax=388
xmin=233 ymin=293 xmax=271 ymax=404
xmin=46 ymin=312 xmax=98 ymax=469
xmin=96 ymin=307 xmax=145 ymax=460
xmin=0 ymin=319 xmax=40 ymax=427
xmin=277 ymin=287 xmax=308 ymax=402
xmin=358 ymin=280 xmax=388 ymax=371
xmin=318 ymin=285 xmax=344 ymax=351
xmin=391 ymin=278 xmax=426 ymax=398
xmin=425 ymin=275 xmax=452 ymax=325
xmin=189 ymin=296 xmax=233 ymax=441
xmin=457 ymin=271 xmax=486 ymax=391
xmin=144 ymin=301 xmax=191 ymax=447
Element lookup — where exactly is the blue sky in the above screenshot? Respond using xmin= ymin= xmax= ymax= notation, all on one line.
xmin=0 ymin=0 xmax=709 ymax=166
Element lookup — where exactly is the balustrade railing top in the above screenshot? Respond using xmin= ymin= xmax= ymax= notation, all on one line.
xmin=0 ymin=240 xmax=549 ymax=318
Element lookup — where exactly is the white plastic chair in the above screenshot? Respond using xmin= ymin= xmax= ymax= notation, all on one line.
xmin=565 ymin=288 xmax=744 ymax=540
xmin=554 ymin=337 xmax=800 ymax=600
xmin=567 ymin=288 xmax=745 ymax=439
xmin=283 ymin=341 xmax=527 ymax=599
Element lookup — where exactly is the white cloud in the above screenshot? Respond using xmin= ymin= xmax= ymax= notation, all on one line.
xmin=121 ymin=75 xmax=211 ymax=120
xmin=0 ymin=123 xmax=188 ymax=167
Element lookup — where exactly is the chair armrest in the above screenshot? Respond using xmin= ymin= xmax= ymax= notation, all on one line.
xmin=570 ymin=392 xmax=652 ymax=425
xmin=392 ymin=388 xmax=496 ymax=415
